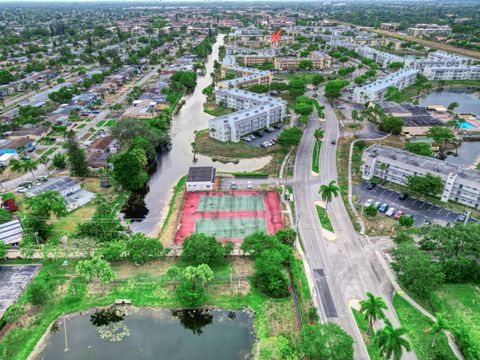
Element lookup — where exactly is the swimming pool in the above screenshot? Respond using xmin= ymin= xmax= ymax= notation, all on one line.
xmin=457 ymin=120 xmax=476 ymax=129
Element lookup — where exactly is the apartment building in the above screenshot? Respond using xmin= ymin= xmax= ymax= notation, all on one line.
xmin=355 ymin=46 xmax=403 ymax=67
xmin=274 ymin=52 xmax=331 ymax=71
xmin=380 ymin=23 xmax=400 ymax=32
xmin=240 ymin=55 xmax=273 ymax=66
xmin=353 ymin=68 xmax=420 ymax=103
xmin=406 ymin=24 xmax=452 ymax=37
xmin=218 ymin=66 xmax=272 ymax=89
xmin=423 ymin=66 xmax=480 ymax=81
xmin=362 ymin=144 xmax=480 ymax=208
xmin=406 ymin=51 xmax=473 ymax=70
xmin=209 ymin=88 xmax=286 ymax=142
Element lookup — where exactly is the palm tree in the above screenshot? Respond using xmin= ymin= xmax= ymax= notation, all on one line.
xmin=314 ymin=128 xmax=324 ymax=142
xmin=374 ymin=320 xmax=411 ymax=360
xmin=379 ymin=162 xmax=389 ymax=182
xmin=22 ymin=159 xmax=38 ymax=180
xmin=424 ymin=313 xmax=449 ymax=348
xmin=318 ymin=180 xmax=339 ymax=216
xmin=8 ymin=159 xmax=23 ymax=174
xmin=359 ymin=292 xmax=388 ymax=335
xmin=38 ymin=156 xmax=50 ymax=175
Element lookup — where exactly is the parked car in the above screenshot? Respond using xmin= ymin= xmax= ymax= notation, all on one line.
xmin=393 ymin=210 xmax=405 ymax=219
xmin=243 ymin=137 xmax=252 ymax=142
xmin=265 ymin=127 xmax=274 ymax=133
xmin=231 ymin=182 xmax=237 ymax=190
xmin=366 ymin=182 xmax=376 ymax=190
xmin=423 ymin=219 xmax=432 ymax=226
xmin=247 ymin=181 xmax=253 ymax=189
xmin=250 ymin=134 xmax=256 ymax=140
xmin=37 ymin=176 xmax=48 ymax=182
xmin=385 ymin=207 xmax=396 ymax=217
xmin=378 ymin=203 xmax=389 ymax=213
xmin=364 ymin=199 xmax=374 ymax=208
xmin=456 ymin=214 xmax=467 ymax=222
xmin=331 ymin=140 xmax=336 ymax=145
xmin=399 ymin=193 xmax=409 ymax=201
xmin=16 ymin=187 xmax=28 ymax=193
xmin=373 ymin=201 xmax=382 ymax=209
xmin=20 ymin=156 xmax=31 ymax=161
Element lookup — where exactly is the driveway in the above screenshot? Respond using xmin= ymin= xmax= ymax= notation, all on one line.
xmin=353 ymin=181 xmax=472 ymax=226
xmin=241 ymin=126 xmax=282 ymax=147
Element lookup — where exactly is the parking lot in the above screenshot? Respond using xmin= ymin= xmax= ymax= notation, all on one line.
xmin=0 ymin=264 xmax=41 ymax=316
xmin=219 ymin=176 xmax=287 ymax=190
xmin=354 ymin=181 xmax=474 ymax=226
xmin=242 ymin=126 xmax=282 ymax=147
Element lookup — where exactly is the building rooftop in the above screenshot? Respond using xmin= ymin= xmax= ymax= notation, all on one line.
xmin=26 ymin=176 xmax=79 ymax=197
xmin=0 ymin=219 xmax=23 ymax=245
xmin=187 ymin=166 xmax=216 ymax=183
xmin=365 ymin=144 xmax=480 ymax=183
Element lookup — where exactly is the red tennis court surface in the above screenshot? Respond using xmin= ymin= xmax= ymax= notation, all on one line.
xmin=175 ymin=190 xmax=284 ymax=244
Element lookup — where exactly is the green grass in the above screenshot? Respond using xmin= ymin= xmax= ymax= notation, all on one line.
xmin=393 ymin=294 xmax=457 ymax=360
xmin=203 ymin=104 xmax=234 ymax=117
xmin=230 ymin=171 xmax=269 ymax=178
xmin=429 ymin=284 xmax=480 ymax=358
xmin=161 ymin=176 xmax=186 ymax=232
xmin=312 ymin=140 xmax=321 ymax=173
xmin=351 ymin=308 xmax=382 ymax=360
xmin=43 ymin=147 xmax=57 ymax=157
xmin=315 ymin=205 xmax=334 ymax=233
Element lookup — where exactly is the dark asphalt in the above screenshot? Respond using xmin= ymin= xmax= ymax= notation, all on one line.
xmin=0 ymin=264 xmax=41 ymax=315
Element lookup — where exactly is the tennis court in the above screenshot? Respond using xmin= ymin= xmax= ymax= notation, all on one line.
xmin=175 ymin=190 xmax=284 ymax=244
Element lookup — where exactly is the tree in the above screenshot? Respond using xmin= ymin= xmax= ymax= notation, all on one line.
xmin=252 ymin=249 xmax=290 ymax=297
xmin=23 ymin=190 xmax=67 ymax=241
xmin=447 ymin=102 xmax=459 ymax=111
xmin=166 ymin=266 xmax=181 ymax=289
xmin=65 ymin=130 xmax=89 ymax=177
xmin=312 ymin=74 xmax=325 ymax=87
xmin=294 ymin=101 xmax=313 ymax=116
xmin=126 ymin=233 xmax=167 ymax=266
xmin=277 ymin=127 xmax=303 ymax=147
xmin=324 ymin=80 xmax=349 ymax=98
xmin=359 ymin=292 xmax=388 ymax=335
xmin=426 ymin=126 xmax=455 ymax=157
xmin=176 ymin=264 xmax=214 ymax=307
xmin=22 ymin=159 xmax=38 ymax=180
xmin=111 ymin=148 xmax=149 ymax=191
xmin=28 ymin=282 xmax=48 ymax=306
xmin=398 ymin=215 xmax=414 ymax=228
xmin=298 ymin=60 xmax=313 ymax=70
xmin=388 ymin=62 xmax=404 ymax=70
xmin=301 ymin=323 xmax=354 ymax=360
xmin=374 ymin=321 xmax=411 ymax=360
xmin=404 ymin=142 xmax=433 ymax=157
xmin=4 ymin=304 xmax=24 ymax=325
xmin=392 ymin=243 xmax=444 ymax=298
xmin=112 ymin=117 xmax=170 ymax=149
xmin=8 ymin=159 xmax=23 ymax=174
xmin=76 ymin=256 xmax=116 ymax=284
xmin=351 ymin=109 xmax=359 ymax=123
xmin=181 ymin=233 xmax=226 ymax=266
xmin=0 ymin=70 xmax=15 ymax=85
xmin=288 ymin=78 xmax=306 ymax=97
xmin=241 ymin=232 xmax=291 ymax=261
xmin=406 ymin=173 xmax=443 ymax=199
xmin=365 ymin=205 xmax=378 ymax=217
xmin=424 ymin=313 xmax=449 ymax=348
xmin=52 ymin=153 xmax=67 ymax=169
xmin=318 ymin=180 xmax=339 ymax=215
xmin=275 ymin=228 xmax=296 ymax=246
xmin=313 ymin=128 xmax=325 ymax=144
xmin=379 ymin=162 xmax=389 ymax=181
xmin=379 ymin=115 xmax=404 ymax=134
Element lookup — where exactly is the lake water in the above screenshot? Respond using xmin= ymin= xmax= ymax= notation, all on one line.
xmin=34 ymin=307 xmax=255 ymax=360
xmin=419 ymin=87 xmax=480 ymax=115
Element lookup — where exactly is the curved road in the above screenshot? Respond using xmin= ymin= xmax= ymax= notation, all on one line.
xmin=294 ymin=90 xmax=416 ymax=359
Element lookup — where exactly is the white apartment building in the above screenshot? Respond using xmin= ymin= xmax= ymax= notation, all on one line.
xmin=355 ymin=46 xmax=403 ymax=67
xmin=406 ymin=51 xmax=473 ymax=70
xmin=406 ymin=24 xmax=452 ymax=37
xmin=218 ymin=65 xmax=272 ymax=89
xmin=362 ymin=144 xmax=480 ymax=208
xmin=209 ymin=88 xmax=286 ymax=142
xmin=423 ymin=66 xmax=480 ymax=81
xmin=353 ymin=68 xmax=420 ymax=103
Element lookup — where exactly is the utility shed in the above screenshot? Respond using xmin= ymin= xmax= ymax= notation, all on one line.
xmin=186 ymin=166 xmax=216 ymax=192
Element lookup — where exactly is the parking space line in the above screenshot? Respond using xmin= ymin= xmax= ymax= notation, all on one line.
xmin=445 ymin=211 xmax=451 ymax=218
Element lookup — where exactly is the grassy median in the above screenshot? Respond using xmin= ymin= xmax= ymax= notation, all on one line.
xmin=311 ymin=140 xmax=322 ymax=174
xmin=315 ymin=205 xmax=334 ymax=233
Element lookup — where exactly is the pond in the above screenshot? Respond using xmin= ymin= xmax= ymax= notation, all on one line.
xmin=33 ymin=307 xmax=255 ymax=360
xmin=418 ymin=87 xmax=480 ymax=115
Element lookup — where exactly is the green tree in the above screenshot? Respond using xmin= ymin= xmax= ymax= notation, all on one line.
xmin=301 ymin=323 xmax=354 ymax=360
xmin=181 ymin=233 xmax=226 ymax=266
xmin=318 ymin=180 xmax=339 ymax=215
xmin=111 ymin=148 xmax=149 ymax=191
xmin=65 ymin=130 xmax=89 ymax=177
xmin=275 ymin=228 xmax=297 ymax=246
xmin=166 ymin=266 xmax=181 ymax=289
xmin=447 ymin=102 xmax=459 ymax=111
xmin=22 ymin=159 xmax=38 ymax=180
xmin=176 ymin=264 xmax=214 ymax=307
xmin=379 ymin=115 xmax=404 ymax=134
xmin=424 ymin=313 xmax=449 ymax=348
xmin=76 ymin=256 xmax=116 ymax=284
xmin=0 ymin=70 xmax=15 ymax=85
xmin=294 ymin=101 xmax=314 ymax=116
xmin=404 ymin=142 xmax=433 ymax=157
xmin=52 ymin=153 xmax=67 ymax=169
xmin=126 ymin=233 xmax=167 ymax=266
xmin=324 ymin=80 xmax=349 ymax=98
xmin=3 ymin=304 xmax=24 ymax=325
xmin=365 ymin=205 xmax=378 ymax=217
xmin=288 ymin=78 xmax=306 ymax=97
xmin=398 ymin=215 xmax=414 ymax=228
xmin=298 ymin=60 xmax=313 ymax=70
xmin=252 ymin=249 xmax=290 ymax=298
xmin=359 ymin=292 xmax=388 ymax=335
xmin=392 ymin=243 xmax=445 ymax=298
xmin=312 ymin=74 xmax=325 ymax=87
xmin=28 ymin=282 xmax=48 ymax=306
xmin=277 ymin=127 xmax=303 ymax=147
xmin=426 ymin=126 xmax=455 ymax=157
xmin=374 ymin=321 xmax=411 ymax=360
xmin=388 ymin=62 xmax=404 ymax=70
xmin=406 ymin=173 xmax=443 ymax=199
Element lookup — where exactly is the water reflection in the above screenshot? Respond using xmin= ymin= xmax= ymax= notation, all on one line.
xmin=91 ymin=307 xmax=130 ymax=342
xmin=122 ymin=185 xmax=150 ymax=221
xmin=171 ymin=309 xmax=213 ymax=335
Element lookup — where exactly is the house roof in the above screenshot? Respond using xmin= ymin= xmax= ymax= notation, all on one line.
xmin=187 ymin=166 xmax=216 ymax=183
xmin=0 ymin=219 xmax=23 ymax=245
xmin=26 ymin=176 xmax=79 ymax=197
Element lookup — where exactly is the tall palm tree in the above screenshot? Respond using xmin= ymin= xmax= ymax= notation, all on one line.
xmin=424 ymin=313 xmax=449 ymax=348
xmin=22 ymin=159 xmax=38 ymax=180
xmin=359 ymin=292 xmax=388 ymax=335
xmin=38 ymin=156 xmax=50 ymax=175
xmin=379 ymin=162 xmax=389 ymax=182
xmin=318 ymin=180 xmax=339 ymax=216
xmin=8 ymin=159 xmax=23 ymax=174
xmin=374 ymin=320 xmax=412 ymax=360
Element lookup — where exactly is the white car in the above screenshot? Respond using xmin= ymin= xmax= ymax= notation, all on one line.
xmin=249 ymin=134 xmax=256 ymax=140
xmin=16 ymin=187 xmax=28 ymax=193
xmin=364 ymin=199 xmax=374 ymax=208
xmin=243 ymin=137 xmax=252 ymax=142
xmin=385 ymin=207 xmax=396 ymax=217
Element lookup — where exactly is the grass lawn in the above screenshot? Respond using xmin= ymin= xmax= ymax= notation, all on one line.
xmin=312 ymin=140 xmax=321 ymax=173
xmin=195 ymin=129 xmax=279 ymax=159
xmin=351 ymin=308 xmax=382 ymax=360
xmin=0 ymin=258 xmax=301 ymax=360
xmin=393 ymin=294 xmax=457 ymax=360
xmin=315 ymin=205 xmax=334 ymax=233
xmin=203 ymin=100 xmax=235 ymax=117
xmin=429 ymin=284 xmax=480 ymax=357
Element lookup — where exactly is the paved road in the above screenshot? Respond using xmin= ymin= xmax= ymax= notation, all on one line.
xmin=293 ymin=89 xmax=417 ymax=359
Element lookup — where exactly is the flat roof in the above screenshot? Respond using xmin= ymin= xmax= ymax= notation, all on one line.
xmin=26 ymin=176 xmax=78 ymax=196
xmin=187 ymin=166 xmax=216 ymax=183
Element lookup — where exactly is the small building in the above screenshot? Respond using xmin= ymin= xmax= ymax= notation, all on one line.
xmin=0 ymin=219 xmax=23 ymax=246
xmin=186 ymin=167 xmax=216 ymax=191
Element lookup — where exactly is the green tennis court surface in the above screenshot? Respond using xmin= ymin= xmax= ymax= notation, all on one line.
xmin=197 ymin=195 xmax=264 ymax=212
xmin=194 ymin=218 xmax=268 ymax=238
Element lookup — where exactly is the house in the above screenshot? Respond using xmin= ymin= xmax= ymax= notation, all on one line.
xmin=186 ymin=166 xmax=216 ymax=191
xmin=6 ymin=126 xmax=49 ymax=140
xmin=122 ymin=99 xmax=158 ymax=119
xmin=86 ymin=136 xmax=116 ymax=168
xmin=25 ymin=176 xmax=95 ymax=211
xmin=0 ymin=152 xmax=18 ymax=166
xmin=0 ymin=137 xmax=36 ymax=153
